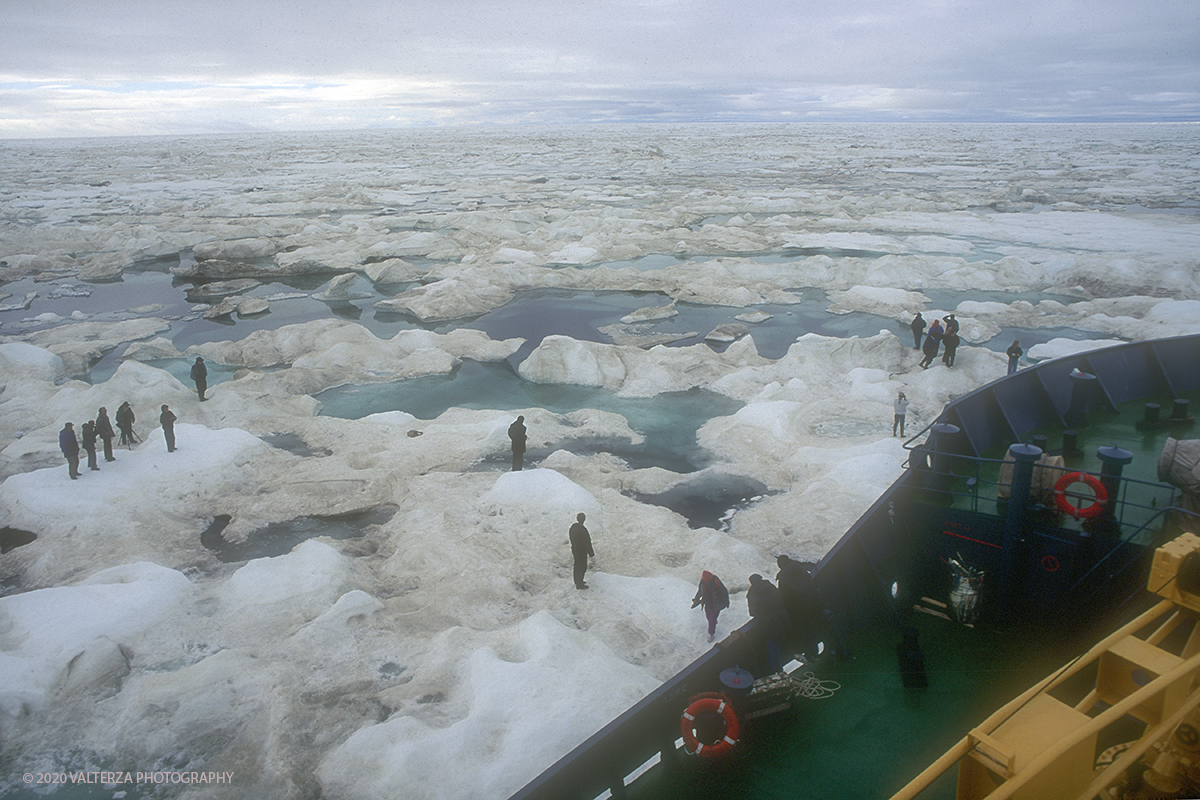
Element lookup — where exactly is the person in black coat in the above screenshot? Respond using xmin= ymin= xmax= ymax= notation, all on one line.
xmin=776 ymin=555 xmax=824 ymax=660
xmin=910 ymin=313 xmax=926 ymax=349
xmin=569 ymin=512 xmax=594 ymax=589
xmin=941 ymin=331 xmax=960 ymax=367
xmin=115 ymin=402 xmax=136 ymax=447
xmin=508 ymin=415 xmax=527 ymax=471
xmin=95 ymin=407 xmax=116 ymax=462
xmin=747 ymin=573 xmax=790 ymax=674
xmin=897 ymin=626 xmax=929 ymax=689
xmin=59 ymin=422 xmax=81 ymax=479
xmin=190 ymin=356 xmax=208 ymax=401
xmin=81 ymin=420 xmax=100 ymax=471
xmin=160 ymin=404 xmax=177 ymax=452
xmin=943 ymin=313 xmax=959 ymax=337
xmin=1006 ymin=340 xmax=1023 ymax=375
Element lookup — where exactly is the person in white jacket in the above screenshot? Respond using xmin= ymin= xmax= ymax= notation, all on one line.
xmin=893 ymin=392 xmax=911 ymax=437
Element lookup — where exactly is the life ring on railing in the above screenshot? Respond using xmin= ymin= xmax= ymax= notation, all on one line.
xmin=680 ymin=692 xmax=740 ymax=757
xmin=1053 ymin=472 xmax=1108 ymax=518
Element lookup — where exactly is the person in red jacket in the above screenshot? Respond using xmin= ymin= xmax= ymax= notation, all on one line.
xmin=691 ymin=571 xmax=730 ymax=642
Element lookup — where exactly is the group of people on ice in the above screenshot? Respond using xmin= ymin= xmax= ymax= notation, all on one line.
xmin=57 ymin=357 xmax=209 ymax=479
xmin=910 ymin=312 xmax=962 ymax=369
xmin=58 ymin=401 xmax=180 ymax=478
xmin=910 ymin=312 xmax=1024 ymax=376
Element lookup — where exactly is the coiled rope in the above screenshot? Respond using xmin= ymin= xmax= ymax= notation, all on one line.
xmin=793 ymin=672 xmax=841 ymax=699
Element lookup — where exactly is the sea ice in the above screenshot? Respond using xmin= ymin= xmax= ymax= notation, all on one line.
xmin=1 ymin=123 xmax=1197 ymax=800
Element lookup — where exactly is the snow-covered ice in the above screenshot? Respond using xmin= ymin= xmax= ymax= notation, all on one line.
xmin=1 ymin=123 xmax=1198 ymax=799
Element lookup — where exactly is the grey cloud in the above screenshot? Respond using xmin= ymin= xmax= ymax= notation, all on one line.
xmin=0 ymin=0 xmax=1196 ymax=136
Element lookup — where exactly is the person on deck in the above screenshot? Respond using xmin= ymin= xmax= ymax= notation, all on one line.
xmin=508 ymin=415 xmax=527 ymax=471
xmin=776 ymin=555 xmax=825 ymax=661
xmin=81 ymin=420 xmax=99 ymax=471
xmin=190 ymin=356 xmax=208 ymax=401
xmin=569 ymin=512 xmax=594 ymax=590
xmin=691 ymin=571 xmax=730 ymax=643
xmin=747 ymin=573 xmax=790 ymax=674
xmin=160 ymin=404 xmax=177 ymax=453
xmin=909 ymin=313 xmax=926 ymax=349
xmin=96 ymin=407 xmax=116 ymax=462
xmin=59 ymin=422 xmax=81 ymax=479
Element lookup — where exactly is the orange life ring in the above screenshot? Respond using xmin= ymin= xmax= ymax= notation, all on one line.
xmin=1053 ymin=472 xmax=1108 ymax=518
xmin=680 ymin=692 xmax=740 ymax=757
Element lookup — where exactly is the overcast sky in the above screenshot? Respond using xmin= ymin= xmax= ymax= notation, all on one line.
xmin=2 ymin=0 xmax=1197 ymax=138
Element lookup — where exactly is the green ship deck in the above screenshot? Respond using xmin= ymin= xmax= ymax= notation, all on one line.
xmin=621 ymin=612 xmax=1072 ymax=800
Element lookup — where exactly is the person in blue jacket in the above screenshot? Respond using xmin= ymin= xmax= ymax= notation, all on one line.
xmin=919 ymin=319 xmax=944 ymax=369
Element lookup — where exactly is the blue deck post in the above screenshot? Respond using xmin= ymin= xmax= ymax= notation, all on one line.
xmin=1000 ymin=443 xmax=1042 ymax=610
xmin=929 ymin=423 xmax=960 ymax=495
xmin=1083 ymin=445 xmax=1133 ymax=536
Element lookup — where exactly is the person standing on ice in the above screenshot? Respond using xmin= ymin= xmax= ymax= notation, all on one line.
xmin=919 ymin=325 xmax=941 ymax=369
xmin=508 ymin=415 xmax=527 ymax=471
xmin=1006 ymin=340 xmax=1023 ymax=375
xmin=941 ymin=330 xmax=960 ymax=367
xmin=926 ymin=318 xmax=944 ymax=346
xmin=95 ymin=407 xmax=116 ymax=462
xmin=691 ymin=570 xmax=729 ymax=642
xmin=81 ymin=419 xmax=100 ymax=471
xmin=569 ymin=512 xmax=594 ymax=590
xmin=944 ymin=314 xmax=959 ymax=338
xmin=59 ymin=422 xmax=81 ymax=480
xmin=909 ymin=313 xmax=926 ymax=349
xmin=159 ymin=404 xmax=177 ymax=453
xmin=893 ymin=392 xmax=910 ymax=437
xmin=190 ymin=356 xmax=208 ymax=401
xmin=116 ymin=401 xmax=136 ymax=447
